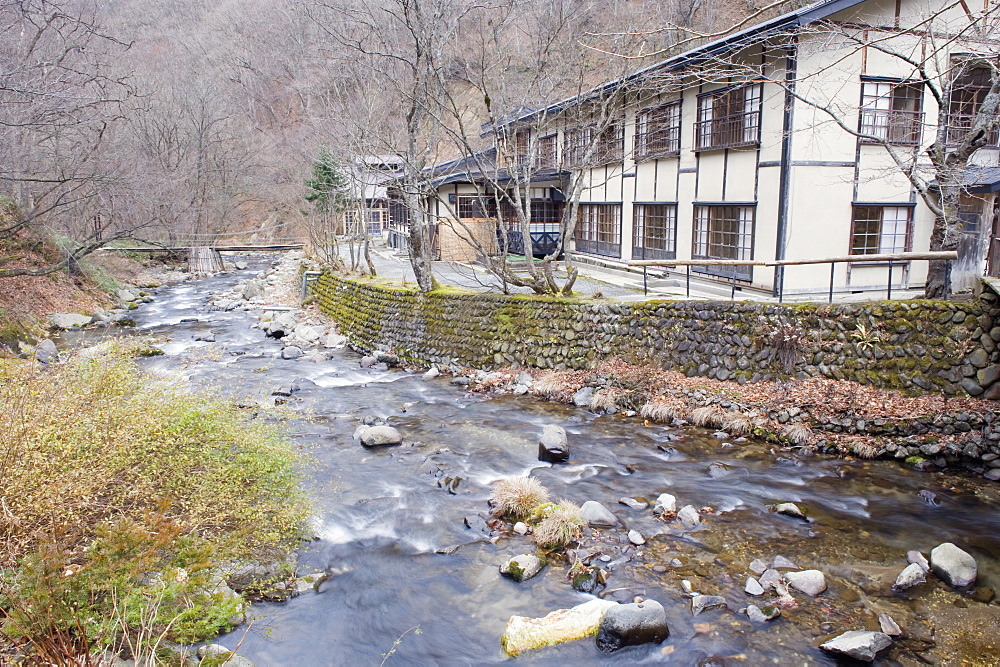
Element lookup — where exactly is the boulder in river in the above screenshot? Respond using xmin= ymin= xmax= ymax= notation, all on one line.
xmin=501 ymin=599 xmax=617 ymax=657
xmin=676 ymin=505 xmax=700 ymax=529
xmin=772 ymin=555 xmax=798 ymax=569
xmin=48 ymin=312 xmax=92 ymax=329
xmin=538 ymin=424 xmax=569 ymax=463
xmin=627 ymin=530 xmax=645 ymax=546
xmin=820 ymin=630 xmax=892 ymax=662
xmin=35 ymin=339 xmax=58 ymax=364
xmin=572 ymin=386 xmax=593 ymax=407
xmin=281 ymin=346 xmax=303 ymax=360
xmin=595 ymin=599 xmax=669 ymax=652
xmin=930 ymin=542 xmax=977 ymax=587
xmin=690 ymin=595 xmax=727 ymax=616
xmin=360 ymin=425 xmax=403 ymax=447
xmin=653 ymin=493 xmax=676 ymax=514
xmin=745 ymin=577 xmax=765 ymax=596
xmin=907 ymin=550 xmax=930 ymax=572
xmin=892 ymin=562 xmax=927 ymax=590
xmin=784 ymin=569 xmax=827 ymax=596
xmin=774 ymin=502 xmax=807 ymax=520
xmin=499 ymin=554 xmax=545 ymax=582
xmin=581 ymin=501 xmax=619 ymax=528
xmin=619 ymin=496 xmax=648 ymax=510
xmin=746 ymin=604 xmax=780 ymax=622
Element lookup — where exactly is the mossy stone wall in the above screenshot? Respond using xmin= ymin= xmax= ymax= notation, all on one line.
xmin=314 ymin=273 xmax=1000 ymax=397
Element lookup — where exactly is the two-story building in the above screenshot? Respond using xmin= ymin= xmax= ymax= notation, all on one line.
xmin=422 ymin=0 xmax=999 ymax=298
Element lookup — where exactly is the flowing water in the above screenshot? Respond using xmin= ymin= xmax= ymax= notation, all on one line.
xmin=62 ymin=258 xmax=1000 ymax=665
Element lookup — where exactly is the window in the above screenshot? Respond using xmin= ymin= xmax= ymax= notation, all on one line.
xmin=692 ymin=204 xmax=755 ymax=280
xmin=632 ymin=204 xmax=677 ymax=260
xmin=695 ymin=85 xmax=762 ymax=151
xmin=563 ymin=123 xmax=624 ymax=167
xmin=947 ymin=62 xmax=1000 ymax=146
xmin=535 ymin=134 xmax=558 ymax=171
xmin=850 ymin=206 xmax=912 ymax=255
xmin=456 ymin=195 xmax=494 ymax=219
xmin=858 ymin=80 xmax=923 ymax=144
xmin=574 ymin=204 xmax=621 ymax=257
xmin=636 ymin=102 xmax=681 ymax=159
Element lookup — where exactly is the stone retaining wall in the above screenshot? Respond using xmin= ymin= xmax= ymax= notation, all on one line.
xmin=313 ymin=273 xmax=1000 ymax=398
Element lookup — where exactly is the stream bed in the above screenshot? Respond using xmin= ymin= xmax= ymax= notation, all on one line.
xmin=65 ymin=258 xmax=1000 ymax=665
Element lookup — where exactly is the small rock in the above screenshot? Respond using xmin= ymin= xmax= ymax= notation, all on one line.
xmin=907 ymin=550 xmax=930 ymax=572
xmin=759 ymin=569 xmax=782 ymax=590
xmin=581 ymin=501 xmax=619 ymax=528
xmin=746 ymin=604 xmax=780 ymax=622
xmin=235 ymin=261 xmax=249 ymax=270
xmin=360 ymin=425 xmax=403 ymax=447
xmin=512 ymin=384 xmax=529 ymax=395
xmin=573 ymin=386 xmax=594 ymax=407
xmin=513 ymin=522 xmax=529 ymax=535
xmin=892 ymin=562 xmax=927 ymax=590
xmin=745 ymin=577 xmax=765 ymax=596
xmin=423 ymin=366 xmax=440 ymax=378
xmin=652 ymin=493 xmax=676 ymax=514
xmin=676 ymin=505 xmax=700 ymax=529
xmin=972 ymin=586 xmax=995 ymax=603
xmin=878 ymin=613 xmax=902 ymax=636
xmin=281 ymin=346 xmax=303 ymax=360
xmin=628 ymin=530 xmax=645 ymax=546
xmin=538 ymin=424 xmax=569 ymax=463
xmin=450 ymin=376 xmax=471 ymax=386
xmin=749 ymin=558 xmax=769 ymax=574
xmin=35 ymin=339 xmax=58 ymax=364
xmin=691 ymin=595 xmax=727 ymax=616
xmin=680 ymin=580 xmax=697 ymax=597
xmin=596 ymin=599 xmax=669 ymax=652
xmin=197 ymin=644 xmax=231 ymax=659
xmin=376 ymin=352 xmax=399 ymax=366
xmin=820 ymin=630 xmax=892 ymax=662
xmin=783 ymin=569 xmax=827 ymax=596
xmin=772 ymin=555 xmax=798 ymax=569
xmin=930 ymin=542 xmax=977 ymax=587
xmin=774 ymin=502 xmax=807 ymax=520
xmin=500 ymin=554 xmax=545 ymax=582
xmin=620 ymin=497 xmax=649 ymax=510
xmin=360 ymin=355 xmax=378 ymax=368
xmin=516 ymin=371 xmax=533 ymax=386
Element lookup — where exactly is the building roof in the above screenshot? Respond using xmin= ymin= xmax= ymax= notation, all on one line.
xmin=504 ymin=0 xmax=868 ymax=126
xmin=965 ymin=166 xmax=1000 ymax=193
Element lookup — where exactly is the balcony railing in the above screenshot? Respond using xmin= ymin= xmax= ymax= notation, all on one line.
xmin=635 ymin=128 xmax=681 ymax=160
xmin=574 ymin=238 xmax=621 ymax=258
xmin=859 ymin=109 xmax=924 ymax=145
xmin=946 ymin=114 xmax=1000 ymax=146
xmin=694 ymin=110 xmax=761 ymax=151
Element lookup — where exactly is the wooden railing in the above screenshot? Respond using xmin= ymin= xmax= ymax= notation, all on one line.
xmin=627 ymin=250 xmax=959 ymax=301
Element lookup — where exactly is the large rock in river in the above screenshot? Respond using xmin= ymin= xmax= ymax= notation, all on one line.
xmin=501 ymin=599 xmax=616 ymax=657
xmin=360 ymin=425 xmax=403 ymax=447
xmin=538 ymin=424 xmax=569 ymax=463
xmin=820 ymin=630 xmax=892 ymax=662
xmin=499 ymin=554 xmax=545 ymax=582
xmin=48 ymin=312 xmax=91 ymax=329
xmin=596 ymin=599 xmax=669 ymax=652
xmin=930 ymin=542 xmax=977 ymax=587
xmin=581 ymin=501 xmax=619 ymax=528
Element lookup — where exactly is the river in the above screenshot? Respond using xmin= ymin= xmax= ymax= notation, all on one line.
xmin=72 ymin=256 xmax=1000 ymax=665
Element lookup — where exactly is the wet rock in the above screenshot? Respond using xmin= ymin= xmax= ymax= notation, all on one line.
xmin=972 ymin=586 xmax=995 ymax=603
xmin=294 ymin=324 xmax=321 ymax=343
xmin=596 ymin=599 xmax=669 ymax=652
xmin=538 ymin=424 xmax=569 ymax=463
xmin=115 ymin=288 xmax=138 ymax=303
xmin=907 ymin=550 xmax=930 ymax=572
xmin=500 ymin=554 xmax=545 ymax=582
xmin=653 ymin=493 xmax=676 ymax=514
xmin=917 ymin=489 xmax=939 ymax=505
xmin=783 ymin=570 xmax=826 ymax=596
xmin=745 ymin=577 xmax=765 ymax=596
xmin=281 ymin=346 xmax=303 ymax=360
xmin=195 ymin=334 xmax=217 ymax=342
xmin=512 ymin=384 xmax=529 ymax=395
xmin=581 ymin=501 xmax=619 ymax=528
xmin=235 ymin=260 xmax=249 ymax=270
xmin=48 ymin=312 xmax=92 ymax=329
xmin=878 ymin=613 xmax=902 ymax=636
xmin=360 ymin=355 xmax=378 ymax=368
xmin=628 ymin=530 xmax=645 ymax=546
xmin=691 ymin=595 xmax=727 ymax=616
xmin=198 ymin=644 xmax=232 ymax=659
xmin=772 ymin=555 xmax=798 ymax=569
xmin=680 ymin=580 xmax=697 ymax=597
xmin=463 ymin=514 xmax=490 ymax=535
xmin=746 ymin=604 xmax=780 ymax=622
xmin=319 ymin=334 xmax=347 ymax=348
xmin=513 ymin=522 xmax=529 ymax=535
xmin=423 ymin=366 xmax=440 ymax=379
xmin=501 ymin=599 xmax=617 ymax=657
xmin=450 ymin=376 xmax=472 ymax=386
xmin=774 ymin=503 xmax=807 ymax=520
xmin=759 ymin=569 xmax=782 ymax=590
xmin=571 ymin=567 xmax=601 ymax=593
xmin=677 ymin=505 xmax=700 ymax=529
xmin=516 ymin=371 xmax=533 ymax=386
xmin=820 ymin=630 xmax=892 ymax=662
xmin=749 ymin=558 xmax=769 ymax=575
xmin=619 ymin=496 xmax=648 ymax=510
xmin=892 ymin=562 xmax=927 ymax=590
xmin=242 ymin=281 xmax=264 ymax=300
xmin=375 ymin=352 xmax=399 ymax=366
xmin=225 ymin=550 xmax=296 ymax=600
xmin=573 ymin=386 xmax=593 ymax=407
xmin=360 ymin=415 xmax=384 ymax=426
xmin=930 ymin=542 xmax=977 ymax=587
xmin=360 ymin=425 xmax=403 ymax=447
xmin=35 ymin=339 xmax=58 ymax=364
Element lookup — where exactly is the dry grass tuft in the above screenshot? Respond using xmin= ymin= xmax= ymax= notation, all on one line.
xmin=491 ymin=476 xmax=550 ymax=520
xmin=589 ymin=388 xmax=620 ymax=411
xmin=640 ymin=399 xmax=682 ymax=423
xmin=848 ymin=439 xmax=883 ymax=459
xmin=533 ymin=501 xmax=584 ymax=550
xmin=720 ymin=411 xmax=753 ymax=436
xmin=532 ymin=372 xmax=569 ymax=399
xmin=690 ymin=405 xmax=726 ymax=428
xmin=783 ymin=422 xmax=815 ymax=445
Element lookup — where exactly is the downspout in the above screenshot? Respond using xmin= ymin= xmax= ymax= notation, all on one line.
xmin=773 ymin=38 xmax=798 ymax=297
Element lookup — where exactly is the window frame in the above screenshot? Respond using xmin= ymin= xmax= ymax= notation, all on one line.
xmin=455 ymin=194 xmax=495 ymax=220
xmin=635 ymin=101 xmax=682 ymax=160
xmin=691 ymin=203 xmax=756 ymax=280
xmin=858 ymin=78 xmax=924 ymax=145
xmin=574 ymin=203 xmax=622 ymax=258
xmin=562 ymin=122 xmax=625 ymax=167
xmin=947 ymin=60 xmax=1000 ymax=147
xmin=632 ymin=203 xmax=678 ymax=260
xmin=694 ymin=84 xmax=763 ymax=152
xmin=849 ymin=204 xmax=914 ymax=259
